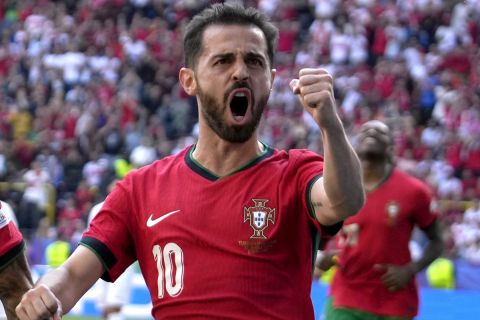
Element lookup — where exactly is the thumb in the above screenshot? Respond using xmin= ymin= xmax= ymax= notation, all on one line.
xmin=289 ymin=79 xmax=300 ymax=94
xmin=53 ymin=306 xmax=62 ymax=320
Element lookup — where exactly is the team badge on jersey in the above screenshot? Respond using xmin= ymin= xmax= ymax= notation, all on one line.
xmin=244 ymin=199 xmax=276 ymax=239
xmin=0 ymin=205 xmax=10 ymax=229
xmin=385 ymin=201 xmax=400 ymax=225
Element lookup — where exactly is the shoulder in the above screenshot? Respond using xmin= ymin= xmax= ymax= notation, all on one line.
xmin=127 ymin=148 xmax=189 ymax=178
xmin=265 ymin=148 xmax=324 ymax=171
xmin=118 ymin=148 xmax=190 ymax=191
xmin=287 ymin=148 xmax=323 ymax=158
xmin=279 ymin=148 xmax=324 ymax=164
xmin=392 ymin=168 xmax=433 ymax=195
xmin=288 ymin=149 xmax=324 ymax=172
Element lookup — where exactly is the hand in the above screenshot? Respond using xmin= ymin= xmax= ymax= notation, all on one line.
xmin=290 ymin=68 xmax=338 ymax=129
xmin=16 ymin=284 xmax=63 ymax=320
xmin=102 ymin=305 xmax=121 ymax=318
xmin=374 ymin=264 xmax=415 ymax=292
xmin=315 ymin=250 xmax=339 ymax=272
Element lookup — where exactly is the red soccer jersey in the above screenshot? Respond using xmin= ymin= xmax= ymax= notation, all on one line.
xmin=0 ymin=201 xmax=24 ymax=269
xmin=330 ymin=168 xmax=437 ymax=318
xmin=82 ymin=145 xmax=338 ymax=319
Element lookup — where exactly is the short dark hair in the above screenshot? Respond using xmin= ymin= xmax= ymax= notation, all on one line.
xmin=183 ymin=3 xmax=278 ymax=68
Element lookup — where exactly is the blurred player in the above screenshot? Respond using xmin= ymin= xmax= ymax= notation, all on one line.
xmin=88 ymin=200 xmax=134 ymax=320
xmin=317 ymin=120 xmax=444 ymax=320
xmin=0 ymin=200 xmax=33 ymax=319
xmin=16 ymin=3 xmax=364 ymax=319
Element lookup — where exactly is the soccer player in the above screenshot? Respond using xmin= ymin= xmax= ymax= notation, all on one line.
xmin=0 ymin=200 xmax=33 ymax=320
xmin=15 ymin=3 xmax=365 ymax=319
xmin=317 ymin=120 xmax=444 ymax=320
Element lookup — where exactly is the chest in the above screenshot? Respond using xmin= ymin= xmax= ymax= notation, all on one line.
xmin=347 ymin=187 xmax=416 ymax=229
xmin=132 ymin=169 xmax=304 ymax=255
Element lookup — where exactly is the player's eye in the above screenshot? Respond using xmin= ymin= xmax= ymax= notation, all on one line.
xmin=246 ymin=57 xmax=263 ymax=67
xmin=214 ymin=57 xmax=230 ymax=65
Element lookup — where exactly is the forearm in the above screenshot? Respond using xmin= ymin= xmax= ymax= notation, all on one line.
xmin=320 ymin=119 xmax=364 ymax=221
xmin=0 ymin=254 xmax=33 ymax=319
xmin=409 ymin=239 xmax=444 ymax=274
xmin=15 ymin=247 xmax=103 ymax=320
xmin=36 ymin=264 xmax=98 ymax=313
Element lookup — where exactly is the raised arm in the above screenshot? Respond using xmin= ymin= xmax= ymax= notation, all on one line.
xmin=290 ymin=68 xmax=365 ymax=225
xmin=16 ymin=246 xmax=104 ymax=320
xmin=0 ymin=252 xmax=33 ymax=320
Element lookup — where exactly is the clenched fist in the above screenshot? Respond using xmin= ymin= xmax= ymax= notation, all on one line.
xmin=16 ymin=284 xmax=63 ymax=320
xmin=290 ymin=68 xmax=339 ymax=129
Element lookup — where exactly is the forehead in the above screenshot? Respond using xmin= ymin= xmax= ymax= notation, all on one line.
xmin=200 ymin=24 xmax=268 ymax=58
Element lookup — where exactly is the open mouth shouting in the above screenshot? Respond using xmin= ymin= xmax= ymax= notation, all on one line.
xmin=227 ymin=88 xmax=252 ymax=124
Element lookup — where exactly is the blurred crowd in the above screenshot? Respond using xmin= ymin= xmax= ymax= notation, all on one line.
xmin=0 ymin=0 xmax=479 ymax=267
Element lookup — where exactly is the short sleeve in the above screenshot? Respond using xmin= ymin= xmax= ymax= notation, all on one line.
xmin=0 ymin=203 xmax=24 ymax=270
xmin=288 ymin=149 xmax=325 ymax=228
xmin=80 ymin=177 xmax=136 ymax=282
xmin=412 ymin=180 xmax=438 ymax=229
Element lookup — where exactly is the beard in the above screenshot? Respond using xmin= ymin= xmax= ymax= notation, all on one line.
xmin=356 ymin=148 xmax=391 ymax=164
xmin=196 ymin=81 xmax=269 ymax=143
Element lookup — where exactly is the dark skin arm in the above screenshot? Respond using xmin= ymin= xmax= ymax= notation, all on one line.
xmin=0 ymin=253 xmax=34 ymax=320
xmin=374 ymin=219 xmax=444 ymax=291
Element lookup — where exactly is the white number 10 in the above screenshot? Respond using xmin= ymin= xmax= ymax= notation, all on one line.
xmin=152 ymin=243 xmax=184 ymax=298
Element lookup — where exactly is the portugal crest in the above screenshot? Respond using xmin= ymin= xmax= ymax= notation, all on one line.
xmin=244 ymin=199 xmax=276 ymax=239
xmin=385 ymin=201 xmax=400 ymax=225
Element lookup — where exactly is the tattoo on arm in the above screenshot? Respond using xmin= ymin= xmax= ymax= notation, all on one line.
xmin=0 ymin=254 xmax=33 ymax=319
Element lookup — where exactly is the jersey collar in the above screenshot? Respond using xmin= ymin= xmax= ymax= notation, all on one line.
xmin=185 ymin=142 xmax=273 ymax=181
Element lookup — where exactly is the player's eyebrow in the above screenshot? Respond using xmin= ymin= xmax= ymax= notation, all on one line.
xmin=245 ymin=52 xmax=266 ymax=61
xmin=210 ymin=52 xmax=234 ymax=62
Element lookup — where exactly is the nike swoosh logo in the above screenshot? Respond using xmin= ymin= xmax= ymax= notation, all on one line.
xmin=147 ymin=210 xmax=181 ymax=227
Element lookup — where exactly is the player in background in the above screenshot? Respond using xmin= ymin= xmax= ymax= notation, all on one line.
xmin=0 ymin=200 xmax=33 ymax=320
xmin=16 ymin=3 xmax=364 ymax=319
xmin=87 ymin=180 xmax=135 ymax=320
xmin=317 ymin=120 xmax=444 ymax=320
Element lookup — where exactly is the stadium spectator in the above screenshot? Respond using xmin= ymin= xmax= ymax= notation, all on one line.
xmin=451 ymin=199 xmax=480 ymax=264
xmin=27 ymin=217 xmax=55 ymax=266
xmin=437 ymin=166 xmax=463 ymax=200
xmin=15 ymin=3 xmax=364 ymax=319
xmin=17 ymin=160 xmax=51 ymax=237
xmin=316 ymin=120 xmax=443 ymax=320
xmin=45 ymin=226 xmax=72 ymax=268
xmin=56 ymin=195 xmax=83 ymax=225
xmin=128 ymin=135 xmax=157 ymax=168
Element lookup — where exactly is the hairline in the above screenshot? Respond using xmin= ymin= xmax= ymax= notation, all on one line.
xmin=183 ymin=4 xmax=278 ymax=70
xmin=193 ymin=23 xmax=271 ymax=69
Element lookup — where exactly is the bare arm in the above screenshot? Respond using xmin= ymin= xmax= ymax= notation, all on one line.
xmin=409 ymin=219 xmax=444 ymax=274
xmin=375 ymin=219 xmax=444 ymax=291
xmin=16 ymin=246 xmax=104 ymax=320
xmin=0 ymin=253 xmax=33 ymax=320
xmin=311 ymin=123 xmax=364 ymax=224
xmin=291 ymin=68 xmax=365 ymax=225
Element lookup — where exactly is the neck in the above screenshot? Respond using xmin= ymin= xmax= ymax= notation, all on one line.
xmin=192 ymin=134 xmax=265 ymax=177
xmin=362 ymin=161 xmax=392 ymax=192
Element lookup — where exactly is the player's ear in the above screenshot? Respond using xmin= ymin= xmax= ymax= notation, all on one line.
xmin=179 ymin=67 xmax=197 ymax=96
xmin=269 ymin=68 xmax=276 ymax=90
